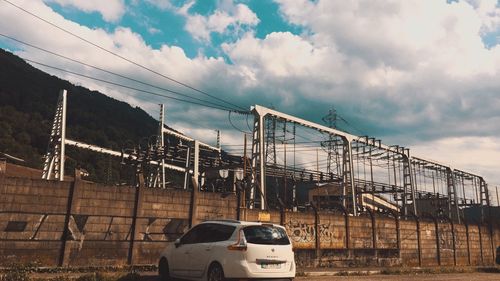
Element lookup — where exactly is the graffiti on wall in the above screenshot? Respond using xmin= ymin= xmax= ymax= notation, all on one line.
xmin=284 ymin=220 xmax=342 ymax=244
xmin=438 ymin=226 xmax=462 ymax=250
xmin=285 ymin=220 xmax=316 ymax=243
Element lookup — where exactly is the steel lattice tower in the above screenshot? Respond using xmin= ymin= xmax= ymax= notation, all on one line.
xmin=322 ymin=108 xmax=339 ymax=175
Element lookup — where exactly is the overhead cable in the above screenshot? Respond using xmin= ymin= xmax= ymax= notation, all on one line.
xmin=0 ymin=33 xmax=245 ymax=113
xmin=24 ymin=58 xmax=236 ymax=112
xmin=2 ymin=0 xmax=247 ymax=111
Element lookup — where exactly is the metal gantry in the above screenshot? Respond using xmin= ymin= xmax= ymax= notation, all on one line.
xmin=41 ymin=89 xmax=226 ymax=192
xmin=247 ymin=105 xmax=491 ymax=221
xmin=41 ymin=89 xmax=492 ymax=222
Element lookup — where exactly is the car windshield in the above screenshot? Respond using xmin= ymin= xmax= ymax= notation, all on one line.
xmin=242 ymin=225 xmax=290 ymax=245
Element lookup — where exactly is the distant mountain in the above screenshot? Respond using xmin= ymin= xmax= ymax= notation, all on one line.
xmin=0 ymin=48 xmax=159 ymax=182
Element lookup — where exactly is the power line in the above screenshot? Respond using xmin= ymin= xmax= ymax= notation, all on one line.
xmin=24 ymin=57 xmax=236 ymax=112
xmin=227 ymin=111 xmax=251 ymax=134
xmin=2 ymin=0 xmax=247 ymax=112
xmin=0 ymin=33 xmax=243 ymax=113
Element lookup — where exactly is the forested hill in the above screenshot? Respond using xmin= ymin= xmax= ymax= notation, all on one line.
xmin=0 ymin=48 xmax=158 ymax=180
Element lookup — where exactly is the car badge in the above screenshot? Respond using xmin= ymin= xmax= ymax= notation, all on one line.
xmin=271 ymin=248 xmax=275 ymax=252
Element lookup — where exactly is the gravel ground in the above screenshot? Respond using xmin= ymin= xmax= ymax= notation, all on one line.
xmin=127 ymin=272 xmax=500 ymax=281
xmin=295 ymin=273 xmax=499 ymax=281
xmin=28 ymin=270 xmax=500 ymax=281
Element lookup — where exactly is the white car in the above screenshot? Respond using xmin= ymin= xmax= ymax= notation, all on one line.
xmin=158 ymin=220 xmax=296 ymax=281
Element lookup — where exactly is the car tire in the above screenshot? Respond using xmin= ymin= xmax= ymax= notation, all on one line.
xmin=158 ymin=258 xmax=171 ymax=281
xmin=207 ymin=262 xmax=225 ymax=281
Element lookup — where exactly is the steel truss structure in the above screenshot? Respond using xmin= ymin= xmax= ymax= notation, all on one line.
xmin=42 ymin=90 xmax=228 ymax=192
xmin=42 ymin=90 xmax=491 ymax=222
xmin=249 ymin=105 xmax=491 ymax=222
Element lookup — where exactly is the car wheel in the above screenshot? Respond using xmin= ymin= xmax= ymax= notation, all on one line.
xmin=159 ymin=258 xmax=171 ymax=281
xmin=207 ymin=263 xmax=225 ymax=281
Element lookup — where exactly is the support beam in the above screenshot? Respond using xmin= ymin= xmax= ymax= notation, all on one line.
xmin=159 ymin=104 xmax=166 ymax=188
xmin=162 ymin=127 xmax=220 ymax=152
xmin=59 ymin=90 xmax=67 ymax=181
xmin=42 ymin=89 xmax=67 ymax=181
xmin=193 ymin=140 xmax=199 ymax=190
xmin=65 ymin=139 xmax=188 ymax=173
xmin=258 ymin=114 xmax=266 ymax=210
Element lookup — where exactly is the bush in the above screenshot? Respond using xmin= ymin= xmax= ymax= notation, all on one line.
xmin=116 ymin=273 xmax=141 ymax=281
xmin=48 ymin=276 xmax=71 ymax=281
xmin=75 ymin=273 xmax=113 ymax=281
xmin=1 ymin=264 xmax=33 ymax=281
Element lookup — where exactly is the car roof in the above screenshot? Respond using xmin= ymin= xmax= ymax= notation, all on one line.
xmin=200 ymin=219 xmax=283 ymax=228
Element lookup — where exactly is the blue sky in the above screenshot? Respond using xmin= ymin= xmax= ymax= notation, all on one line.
xmin=44 ymin=0 xmax=304 ymax=59
xmin=1 ymin=0 xmax=500 ymax=188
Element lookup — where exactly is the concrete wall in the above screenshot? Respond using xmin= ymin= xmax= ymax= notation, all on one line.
xmin=0 ymin=174 xmax=498 ymax=268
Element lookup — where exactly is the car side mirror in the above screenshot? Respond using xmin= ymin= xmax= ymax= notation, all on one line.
xmin=174 ymin=238 xmax=181 ymax=248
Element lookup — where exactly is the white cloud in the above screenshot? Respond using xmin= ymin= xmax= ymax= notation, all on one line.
xmin=145 ymin=0 xmax=173 ymax=10
xmin=44 ymin=0 xmax=125 ymax=22
xmin=178 ymin=0 xmax=259 ymax=41
xmin=148 ymin=27 xmax=161 ymax=35
xmin=466 ymin=0 xmax=500 ymax=33
xmin=412 ymin=136 xmax=500 ymax=186
xmin=0 ymin=0 xmax=240 ymax=116
xmin=2 ymin=0 xmax=500 ymax=186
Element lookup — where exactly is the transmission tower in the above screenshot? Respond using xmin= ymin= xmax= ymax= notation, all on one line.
xmin=265 ymin=116 xmax=277 ymax=165
xmin=321 ymin=108 xmax=339 ymax=175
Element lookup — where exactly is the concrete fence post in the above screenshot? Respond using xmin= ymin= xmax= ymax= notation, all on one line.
xmin=428 ymin=215 xmax=441 ymax=266
xmin=189 ymin=177 xmax=199 ymax=228
xmin=464 ymin=219 xmax=471 ymax=265
xmin=334 ymin=203 xmax=350 ymax=249
xmin=478 ymin=221 xmax=484 ymax=265
xmin=127 ymin=171 xmax=145 ymax=265
xmin=394 ymin=214 xmax=401 ymax=256
xmin=367 ymin=210 xmax=377 ymax=249
xmin=310 ymin=202 xmax=321 ymax=264
xmin=279 ymin=200 xmax=286 ymax=226
xmin=59 ymin=168 xmax=81 ymax=266
xmin=387 ymin=210 xmax=401 ymax=258
xmin=409 ymin=212 xmax=422 ymax=267
xmin=366 ymin=209 xmax=378 ymax=265
xmin=488 ymin=218 xmax=495 ymax=265
xmin=436 ymin=220 xmax=441 ymax=266
xmin=345 ymin=210 xmax=350 ymax=250
xmin=416 ymin=217 xmax=422 ymax=267
xmin=450 ymin=219 xmax=457 ymax=266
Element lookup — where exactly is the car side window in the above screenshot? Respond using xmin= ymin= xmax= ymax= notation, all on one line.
xmin=203 ymin=223 xmax=236 ymax=243
xmin=180 ymin=224 xmax=209 ymax=244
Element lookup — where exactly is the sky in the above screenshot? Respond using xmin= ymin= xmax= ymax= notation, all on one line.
xmin=0 ymin=0 xmax=499 ymax=193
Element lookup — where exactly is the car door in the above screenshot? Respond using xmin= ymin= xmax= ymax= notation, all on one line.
xmin=169 ymin=224 xmax=204 ymax=278
xmin=187 ymin=223 xmax=216 ymax=278
xmin=189 ymin=223 xmax=236 ymax=279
